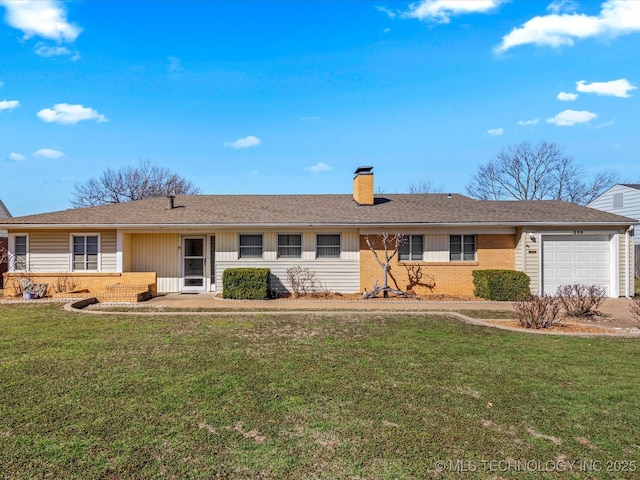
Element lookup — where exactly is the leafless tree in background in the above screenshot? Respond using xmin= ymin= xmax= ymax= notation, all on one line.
xmin=465 ymin=141 xmax=619 ymax=205
xmin=407 ymin=178 xmax=443 ymax=194
xmin=71 ymin=159 xmax=200 ymax=207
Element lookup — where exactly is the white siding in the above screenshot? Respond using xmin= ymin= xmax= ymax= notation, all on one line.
xmin=589 ymin=185 xmax=640 ymax=244
xmin=129 ymin=233 xmax=180 ymax=293
xmin=619 ymin=231 xmax=635 ymax=295
xmin=215 ymin=229 xmax=360 ymax=293
xmin=524 ymin=232 xmax=540 ymax=295
xmin=25 ymin=230 xmax=117 ymax=273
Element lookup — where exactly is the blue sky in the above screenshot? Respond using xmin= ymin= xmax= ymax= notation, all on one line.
xmin=1 ymin=0 xmax=639 ymax=216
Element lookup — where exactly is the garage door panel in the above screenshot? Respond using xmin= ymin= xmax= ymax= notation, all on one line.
xmin=557 ymin=252 xmax=573 ymax=263
xmin=542 ymin=235 xmax=609 ymax=296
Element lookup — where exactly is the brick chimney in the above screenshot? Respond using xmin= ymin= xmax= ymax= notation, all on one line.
xmin=353 ymin=166 xmax=374 ymax=206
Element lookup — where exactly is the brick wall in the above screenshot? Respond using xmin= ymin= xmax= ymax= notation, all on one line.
xmin=359 ymin=234 xmax=516 ymax=297
xmin=2 ymin=271 xmax=157 ymax=298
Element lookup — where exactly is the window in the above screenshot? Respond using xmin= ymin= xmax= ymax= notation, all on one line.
xmin=316 ymin=234 xmax=341 ymax=258
xmin=450 ymin=235 xmax=476 ymax=261
xmin=239 ymin=234 xmax=263 ymax=258
xmin=278 ymin=234 xmax=302 ymax=258
xmin=12 ymin=235 xmax=28 ymax=271
xmin=399 ymin=235 xmax=424 ymax=261
xmin=72 ymin=235 xmax=99 ymax=270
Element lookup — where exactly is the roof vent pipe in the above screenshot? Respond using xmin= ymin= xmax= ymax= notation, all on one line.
xmin=167 ymin=195 xmax=175 ymax=209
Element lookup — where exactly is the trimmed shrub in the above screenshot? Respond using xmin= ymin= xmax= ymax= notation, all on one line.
xmin=514 ymin=294 xmax=561 ymax=329
xmin=556 ymin=284 xmax=606 ymax=317
xmin=222 ymin=268 xmax=271 ymax=300
xmin=472 ymin=269 xmax=531 ymax=301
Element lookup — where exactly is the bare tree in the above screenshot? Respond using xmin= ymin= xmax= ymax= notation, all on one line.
xmin=362 ymin=233 xmax=417 ymax=299
xmin=407 ymin=178 xmax=443 ymax=194
xmin=466 ymin=141 xmax=619 ymax=205
xmin=71 ymin=159 xmax=200 ymax=207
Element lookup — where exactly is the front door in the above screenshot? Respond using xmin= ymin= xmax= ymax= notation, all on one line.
xmin=182 ymin=236 xmax=206 ymax=291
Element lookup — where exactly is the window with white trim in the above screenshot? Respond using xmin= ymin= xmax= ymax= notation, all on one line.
xmin=398 ymin=235 xmax=424 ymax=261
xmin=72 ymin=235 xmax=99 ymax=271
xmin=450 ymin=235 xmax=476 ymax=261
xmin=316 ymin=234 xmax=341 ymax=259
xmin=277 ymin=234 xmax=302 ymax=258
xmin=239 ymin=234 xmax=263 ymax=259
xmin=12 ymin=234 xmax=28 ymax=271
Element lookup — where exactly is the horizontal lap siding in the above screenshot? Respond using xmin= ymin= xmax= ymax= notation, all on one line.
xmin=27 ymin=230 xmax=117 ymax=273
xmin=215 ymin=230 xmax=360 ymax=293
xmin=129 ymin=233 xmax=179 ymax=293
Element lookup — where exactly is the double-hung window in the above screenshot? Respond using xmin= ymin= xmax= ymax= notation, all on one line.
xmin=72 ymin=235 xmax=99 ymax=271
xmin=239 ymin=234 xmax=263 ymax=259
xmin=316 ymin=234 xmax=340 ymax=259
xmin=398 ymin=235 xmax=424 ymax=261
xmin=277 ymin=234 xmax=302 ymax=258
xmin=450 ymin=235 xmax=476 ymax=261
xmin=12 ymin=234 xmax=28 ymax=271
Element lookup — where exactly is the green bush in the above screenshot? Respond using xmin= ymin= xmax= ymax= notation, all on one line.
xmin=472 ymin=269 xmax=531 ymax=301
xmin=222 ymin=268 xmax=271 ymax=300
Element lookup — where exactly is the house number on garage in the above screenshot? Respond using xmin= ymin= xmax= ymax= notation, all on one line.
xmin=573 ymin=230 xmax=584 ymax=235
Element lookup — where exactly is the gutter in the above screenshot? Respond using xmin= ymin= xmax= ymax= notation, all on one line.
xmin=0 ymin=221 xmax=636 ymax=230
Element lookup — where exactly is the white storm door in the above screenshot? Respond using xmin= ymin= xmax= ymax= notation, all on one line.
xmin=182 ymin=236 xmax=206 ymax=291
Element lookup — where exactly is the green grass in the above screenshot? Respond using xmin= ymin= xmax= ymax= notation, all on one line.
xmin=1 ymin=304 xmax=640 ymax=479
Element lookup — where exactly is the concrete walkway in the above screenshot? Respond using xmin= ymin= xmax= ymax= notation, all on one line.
xmin=111 ymin=293 xmax=639 ymax=328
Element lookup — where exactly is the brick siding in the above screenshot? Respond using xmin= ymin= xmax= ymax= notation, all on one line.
xmin=359 ymin=234 xmax=516 ymax=296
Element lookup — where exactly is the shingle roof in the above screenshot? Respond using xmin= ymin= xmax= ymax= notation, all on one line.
xmin=620 ymin=184 xmax=640 ymax=191
xmin=0 ymin=194 xmax=634 ymax=228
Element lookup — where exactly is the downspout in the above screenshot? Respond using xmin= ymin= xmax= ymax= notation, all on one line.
xmin=625 ymin=226 xmax=632 ymax=298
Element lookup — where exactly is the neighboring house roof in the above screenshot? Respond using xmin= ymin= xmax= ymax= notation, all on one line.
xmin=0 ymin=199 xmax=11 ymax=221
xmin=619 ymin=184 xmax=640 ymax=190
xmin=0 ymin=194 xmax=634 ymax=228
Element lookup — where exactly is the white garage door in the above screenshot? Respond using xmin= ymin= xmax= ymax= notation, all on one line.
xmin=542 ymin=235 xmax=609 ymax=296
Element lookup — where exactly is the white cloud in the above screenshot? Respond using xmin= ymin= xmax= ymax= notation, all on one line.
xmin=557 ymin=91 xmax=578 ymax=101
xmin=33 ymin=148 xmax=64 ymax=159
xmin=0 ymin=100 xmax=19 ymax=110
xmin=34 ymin=43 xmax=71 ymax=57
xmin=224 ymin=135 xmax=261 ymax=149
xmin=167 ymin=56 xmax=183 ymax=74
xmin=547 ymin=0 xmax=579 ymax=14
xmin=576 ymin=78 xmax=636 ymax=98
xmin=0 ymin=0 xmax=81 ymax=42
xmin=8 ymin=152 xmax=26 ymax=161
xmin=305 ymin=162 xmax=331 ymax=173
xmin=36 ymin=103 xmax=107 ymax=124
xmin=496 ymin=0 xmax=640 ymax=52
xmin=400 ymin=0 xmax=505 ymax=23
xmin=487 ymin=128 xmax=504 ymax=136
xmin=0 ymin=81 xmax=4 ymax=88
xmin=300 ymin=116 xmax=319 ymax=121
xmin=518 ymin=118 xmax=540 ymax=126
xmin=546 ymin=109 xmax=597 ymax=126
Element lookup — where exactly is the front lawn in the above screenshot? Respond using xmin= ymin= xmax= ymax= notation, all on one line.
xmin=1 ymin=304 xmax=639 ymax=479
